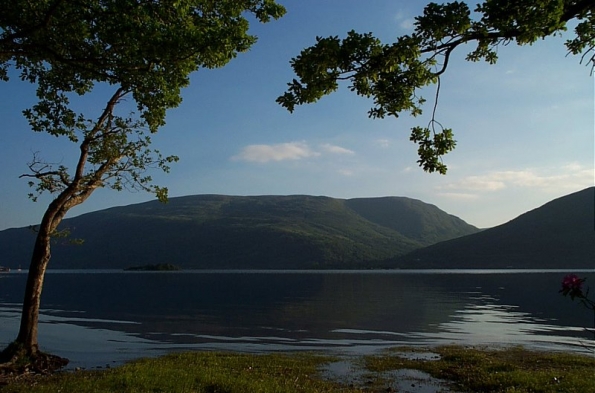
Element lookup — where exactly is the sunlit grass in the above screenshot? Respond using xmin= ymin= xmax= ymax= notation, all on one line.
xmin=365 ymin=346 xmax=595 ymax=393
xmin=2 ymin=346 xmax=595 ymax=392
xmin=2 ymin=352 xmax=350 ymax=393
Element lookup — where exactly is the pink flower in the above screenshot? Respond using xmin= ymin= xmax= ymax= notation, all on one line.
xmin=562 ymin=274 xmax=583 ymax=290
xmin=560 ymin=274 xmax=585 ymax=300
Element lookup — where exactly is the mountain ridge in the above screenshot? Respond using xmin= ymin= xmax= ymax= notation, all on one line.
xmin=0 ymin=194 xmax=479 ymax=269
xmin=1 ymin=188 xmax=591 ymax=270
xmin=390 ymin=187 xmax=594 ymax=269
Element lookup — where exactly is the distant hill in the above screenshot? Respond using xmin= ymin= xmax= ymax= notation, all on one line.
xmin=0 ymin=195 xmax=479 ymax=269
xmin=391 ymin=187 xmax=595 ymax=269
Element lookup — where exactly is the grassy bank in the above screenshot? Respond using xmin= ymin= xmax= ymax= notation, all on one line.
xmin=1 ymin=346 xmax=594 ymax=392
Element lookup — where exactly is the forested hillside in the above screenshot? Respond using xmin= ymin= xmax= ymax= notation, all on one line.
xmin=0 ymin=194 xmax=478 ymax=269
xmin=392 ymin=187 xmax=595 ymax=269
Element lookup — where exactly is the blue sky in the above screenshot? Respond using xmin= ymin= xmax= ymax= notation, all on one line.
xmin=0 ymin=1 xmax=593 ymax=231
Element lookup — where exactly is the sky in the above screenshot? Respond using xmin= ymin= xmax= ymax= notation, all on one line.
xmin=0 ymin=1 xmax=593 ymax=231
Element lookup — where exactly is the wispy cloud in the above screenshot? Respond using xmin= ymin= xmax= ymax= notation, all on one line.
xmin=232 ymin=141 xmax=356 ymax=163
xmin=438 ymin=192 xmax=480 ymax=200
xmin=399 ymin=19 xmax=414 ymax=30
xmin=376 ymin=139 xmax=391 ymax=148
xmin=438 ymin=163 xmax=593 ymax=195
xmin=394 ymin=11 xmax=414 ymax=30
xmin=442 ymin=176 xmax=506 ymax=191
xmin=320 ymin=144 xmax=355 ymax=155
xmin=232 ymin=141 xmax=319 ymax=163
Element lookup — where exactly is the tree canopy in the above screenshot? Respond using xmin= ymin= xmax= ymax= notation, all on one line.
xmin=1 ymin=0 xmax=285 ymax=130
xmin=1 ymin=0 xmax=285 ymax=203
xmin=277 ymin=0 xmax=594 ymax=174
xmin=0 ymin=0 xmax=285 ymax=367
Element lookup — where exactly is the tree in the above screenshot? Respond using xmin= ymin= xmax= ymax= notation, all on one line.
xmin=0 ymin=0 xmax=285 ymax=370
xmin=278 ymin=0 xmax=594 ymax=174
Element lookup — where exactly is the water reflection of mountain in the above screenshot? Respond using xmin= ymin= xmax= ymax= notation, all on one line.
xmin=5 ymin=273 xmax=593 ymax=339
xmin=2 ymin=273 xmax=464 ymax=340
xmin=1 ymin=271 xmax=593 ymax=349
xmin=272 ymin=274 xmax=465 ymax=337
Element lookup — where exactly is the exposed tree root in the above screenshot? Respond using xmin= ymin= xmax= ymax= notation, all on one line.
xmin=0 ymin=342 xmax=68 ymax=385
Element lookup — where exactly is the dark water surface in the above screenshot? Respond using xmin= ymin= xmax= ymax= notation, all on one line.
xmin=1 ymin=270 xmax=594 ymax=369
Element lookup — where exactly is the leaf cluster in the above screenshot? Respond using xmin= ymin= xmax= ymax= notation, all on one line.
xmin=1 ymin=0 xmax=285 ymax=211
xmin=278 ymin=0 xmax=594 ymax=173
xmin=1 ymin=0 xmax=286 ymax=131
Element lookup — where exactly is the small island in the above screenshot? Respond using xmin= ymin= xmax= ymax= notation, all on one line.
xmin=124 ymin=263 xmax=182 ymax=271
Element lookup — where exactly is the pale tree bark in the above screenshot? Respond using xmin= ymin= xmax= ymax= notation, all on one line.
xmin=0 ymin=196 xmax=74 ymax=369
xmin=16 ymin=222 xmax=52 ymax=354
xmin=3 ymin=89 xmax=125 ymax=363
xmin=15 ymin=199 xmax=70 ymax=354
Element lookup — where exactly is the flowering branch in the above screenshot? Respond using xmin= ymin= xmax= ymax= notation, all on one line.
xmin=560 ymin=274 xmax=595 ymax=340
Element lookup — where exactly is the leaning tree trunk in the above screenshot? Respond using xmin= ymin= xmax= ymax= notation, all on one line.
xmin=0 ymin=224 xmax=68 ymax=371
xmin=1 ymin=195 xmax=73 ymax=368
xmin=0 ymin=89 xmax=134 ymax=370
xmin=1 ymin=89 xmax=127 ymax=370
xmin=15 ymin=224 xmax=53 ymax=355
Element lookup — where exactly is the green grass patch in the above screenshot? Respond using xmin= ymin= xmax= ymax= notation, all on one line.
xmin=2 ymin=346 xmax=594 ymax=392
xmin=1 ymin=352 xmax=350 ymax=393
xmin=365 ymin=346 xmax=595 ymax=392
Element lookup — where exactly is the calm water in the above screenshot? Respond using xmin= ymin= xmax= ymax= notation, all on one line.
xmin=1 ymin=270 xmax=594 ymax=369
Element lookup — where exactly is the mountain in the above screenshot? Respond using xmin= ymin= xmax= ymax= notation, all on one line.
xmin=391 ymin=187 xmax=595 ymax=269
xmin=0 ymin=195 xmax=479 ymax=269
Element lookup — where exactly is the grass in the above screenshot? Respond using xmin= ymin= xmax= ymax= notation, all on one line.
xmin=365 ymin=346 xmax=595 ymax=392
xmin=2 ymin=346 xmax=594 ymax=392
xmin=1 ymin=352 xmax=348 ymax=393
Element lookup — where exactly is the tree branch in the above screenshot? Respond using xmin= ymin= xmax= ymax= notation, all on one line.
xmin=74 ymin=88 xmax=127 ymax=182
xmin=0 ymin=0 xmax=66 ymax=45
xmin=420 ymin=1 xmax=594 ymax=60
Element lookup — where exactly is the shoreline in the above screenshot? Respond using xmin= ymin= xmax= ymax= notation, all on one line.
xmin=2 ymin=345 xmax=595 ymax=392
